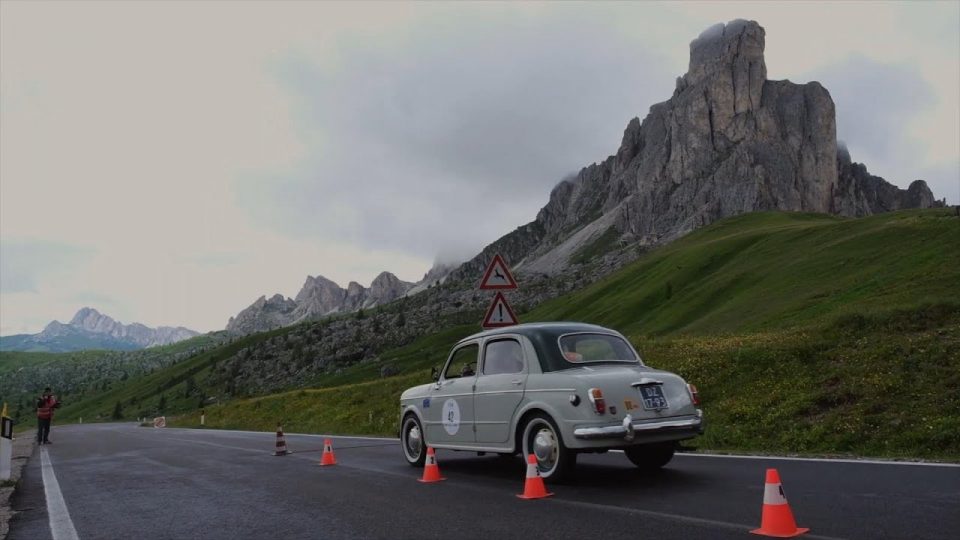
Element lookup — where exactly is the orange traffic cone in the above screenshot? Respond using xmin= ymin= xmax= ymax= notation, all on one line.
xmin=751 ymin=468 xmax=809 ymax=537
xmin=417 ymin=447 xmax=445 ymax=483
xmin=319 ymin=438 xmax=337 ymax=466
xmin=273 ymin=425 xmax=288 ymax=456
xmin=516 ymin=454 xmax=553 ymax=499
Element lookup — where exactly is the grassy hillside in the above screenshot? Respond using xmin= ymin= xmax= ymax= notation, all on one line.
xmin=38 ymin=329 xmax=289 ymax=425
xmin=530 ymin=210 xmax=958 ymax=334
xmin=76 ymin=209 xmax=960 ymax=458
xmin=1 ymin=333 xmax=223 ymax=423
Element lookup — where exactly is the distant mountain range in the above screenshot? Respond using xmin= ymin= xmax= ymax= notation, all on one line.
xmin=0 ymin=307 xmax=200 ymax=352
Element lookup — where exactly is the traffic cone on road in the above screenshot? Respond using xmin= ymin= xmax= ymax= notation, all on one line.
xmin=751 ymin=468 xmax=809 ymax=537
xmin=319 ymin=438 xmax=337 ymax=466
xmin=417 ymin=447 xmax=445 ymax=483
xmin=273 ymin=425 xmax=288 ymax=456
xmin=516 ymin=454 xmax=553 ymax=499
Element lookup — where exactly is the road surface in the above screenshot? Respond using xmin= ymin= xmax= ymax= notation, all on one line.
xmin=8 ymin=423 xmax=959 ymax=540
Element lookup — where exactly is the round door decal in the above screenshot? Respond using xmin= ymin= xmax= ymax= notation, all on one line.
xmin=442 ymin=399 xmax=461 ymax=435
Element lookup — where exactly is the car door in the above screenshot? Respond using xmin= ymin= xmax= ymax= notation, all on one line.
xmin=474 ymin=337 xmax=527 ymax=444
xmin=425 ymin=342 xmax=478 ymax=445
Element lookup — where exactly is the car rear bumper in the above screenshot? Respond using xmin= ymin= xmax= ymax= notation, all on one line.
xmin=573 ymin=410 xmax=704 ymax=441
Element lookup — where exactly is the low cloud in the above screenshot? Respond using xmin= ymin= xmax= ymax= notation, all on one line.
xmin=237 ymin=11 xmax=673 ymax=261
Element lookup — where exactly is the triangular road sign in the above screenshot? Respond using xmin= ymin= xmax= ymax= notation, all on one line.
xmin=482 ymin=292 xmax=519 ymax=328
xmin=479 ymin=254 xmax=518 ymax=290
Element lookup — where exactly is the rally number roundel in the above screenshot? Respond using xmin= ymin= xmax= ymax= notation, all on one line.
xmin=442 ymin=399 xmax=461 ymax=435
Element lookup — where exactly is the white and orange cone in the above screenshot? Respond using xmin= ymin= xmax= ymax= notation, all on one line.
xmin=418 ymin=447 xmax=445 ymax=483
xmin=273 ymin=425 xmax=288 ymax=456
xmin=516 ymin=454 xmax=553 ymax=499
xmin=319 ymin=438 xmax=337 ymax=466
xmin=751 ymin=468 xmax=809 ymax=537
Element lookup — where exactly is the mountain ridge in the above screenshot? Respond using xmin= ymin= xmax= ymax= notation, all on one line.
xmin=0 ymin=307 xmax=200 ymax=352
xmin=226 ymin=271 xmax=417 ymax=334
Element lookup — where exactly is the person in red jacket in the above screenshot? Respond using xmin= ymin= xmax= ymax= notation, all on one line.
xmin=36 ymin=387 xmax=59 ymax=445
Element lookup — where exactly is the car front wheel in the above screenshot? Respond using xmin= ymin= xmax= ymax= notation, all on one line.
xmin=624 ymin=441 xmax=676 ymax=470
xmin=521 ymin=413 xmax=575 ymax=482
xmin=401 ymin=414 xmax=426 ymax=467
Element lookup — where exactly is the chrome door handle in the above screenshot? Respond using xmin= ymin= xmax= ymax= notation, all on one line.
xmin=511 ymin=379 xmax=523 ymax=386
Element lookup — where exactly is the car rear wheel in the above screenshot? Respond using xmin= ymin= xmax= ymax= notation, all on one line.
xmin=521 ymin=413 xmax=575 ymax=482
xmin=624 ymin=441 xmax=676 ymax=470
xmin=401 ymin=414 xmax=426 ymax=467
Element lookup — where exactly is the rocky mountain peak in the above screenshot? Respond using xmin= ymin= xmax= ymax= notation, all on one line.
xmin=685 ymin=20 xmax=766 ymax=96
xmin=449 ymin=19 xmax=941 ymax=280
xmin=69 ymin=307 xmax=117 ymax=332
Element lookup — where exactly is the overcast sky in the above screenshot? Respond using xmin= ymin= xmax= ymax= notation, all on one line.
xmin=2 ymin=1 xmax=958 ymax=334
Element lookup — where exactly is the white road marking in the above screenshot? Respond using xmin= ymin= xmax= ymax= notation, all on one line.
xmin=673 ymin=451 xmax=960 ymax=468
xmin=547 ymin=497 xmax=848 ymax=540
xmin=40 ymin=447 xmax=80 ymax=540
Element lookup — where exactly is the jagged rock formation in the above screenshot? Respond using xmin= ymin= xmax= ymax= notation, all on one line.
xmin=0 ymin=307 xmax=199 ymax=352
xmin=226 ymin=271 xmax=415 ymax=334
xmin=226 ymin=19 xmax=943 ymax=334
xmin=833 ymin=145 xmax=942 ymax=214
xmin=449 ymin=19 xmax=941 ymax=279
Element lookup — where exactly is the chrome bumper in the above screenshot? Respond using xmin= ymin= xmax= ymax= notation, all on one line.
xmin=573 ymin=411 xmax=704 ymax=441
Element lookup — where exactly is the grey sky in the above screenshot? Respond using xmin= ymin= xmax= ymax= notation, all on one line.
xmin=2 ymin=1 xmax=957 ymax=334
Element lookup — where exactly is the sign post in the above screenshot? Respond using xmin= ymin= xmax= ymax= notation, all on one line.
xmin=480 ymin=254 xmax=519 ymax=329
xmin=1 ymin=403 xmax=13 ymax=481
xmin=200 ymin=409 xmax=206 ymax=426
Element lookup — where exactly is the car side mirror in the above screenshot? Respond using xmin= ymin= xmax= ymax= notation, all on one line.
xmin=430 ymin=366 xmax=440 ymax=381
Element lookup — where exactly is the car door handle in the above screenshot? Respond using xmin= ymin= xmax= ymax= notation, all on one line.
xmin=511 ymin=379 xmax=523 ymax=386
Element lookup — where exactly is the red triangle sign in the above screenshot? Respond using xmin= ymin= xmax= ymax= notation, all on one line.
xmin=479 ymin=254 xmax=518 ymax=290
xmin=482 ymin=292 xmax=519 ymax=328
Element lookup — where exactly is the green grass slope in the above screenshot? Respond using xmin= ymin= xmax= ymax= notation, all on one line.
xmin=530 ymin=210 xmax=958 ymax=334
xmin=82 ymin=210 xmax=960 ymax=458
xmin=40 ymin=329 xmax=291 ymax=425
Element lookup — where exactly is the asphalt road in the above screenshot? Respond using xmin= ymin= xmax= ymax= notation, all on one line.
xmin=8 ymin=423 xmax=959 ymax=540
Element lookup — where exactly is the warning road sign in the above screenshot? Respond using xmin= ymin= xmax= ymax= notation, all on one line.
xmin=482 ymin=292 xmax=519 ymax=328
xmin=479 ymin=254 xmax=518 ymax=290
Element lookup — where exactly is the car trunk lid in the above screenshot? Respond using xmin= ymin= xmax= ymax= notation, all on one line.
xmin=567 ymin=364 xmax=697 ymax=420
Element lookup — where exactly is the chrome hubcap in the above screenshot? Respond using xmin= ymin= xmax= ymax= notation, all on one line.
xmin=532 ymin=426 xmax=558 ymax=472
xmin=405 ymin=422 xmax=422 ymax=460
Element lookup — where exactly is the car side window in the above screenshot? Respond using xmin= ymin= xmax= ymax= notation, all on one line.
xmin=444 ymin=343 xmax=479 ymax=379
xmin=482 ymin=339 xmax=524 ymax=375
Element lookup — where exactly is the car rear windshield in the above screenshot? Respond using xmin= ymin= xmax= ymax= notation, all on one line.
xmin=558 ymin=333 xmax=639 ymax=364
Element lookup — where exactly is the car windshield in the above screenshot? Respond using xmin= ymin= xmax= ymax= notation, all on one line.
xmin=558 ymin=333 xmax=639 ymax=364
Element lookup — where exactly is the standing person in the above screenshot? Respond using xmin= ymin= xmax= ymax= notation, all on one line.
xmin=36 ymin=387 xmax=59 ymax=444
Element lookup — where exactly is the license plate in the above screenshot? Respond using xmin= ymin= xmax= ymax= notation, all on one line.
xmin=638 ymin=385 xmax=669 ymax=410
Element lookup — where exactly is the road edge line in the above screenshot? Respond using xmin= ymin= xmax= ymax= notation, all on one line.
xmin=672 ymin=451 xmax=960 ymax=468
xmin=40 ymin=447 xmax=80 ymax=540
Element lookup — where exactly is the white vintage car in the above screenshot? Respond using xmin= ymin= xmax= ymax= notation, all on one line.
xmin=399 ymin=322 xmax=704 ymax=480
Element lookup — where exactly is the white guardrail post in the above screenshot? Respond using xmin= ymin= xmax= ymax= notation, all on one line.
xmin=1 ymin=404 xmax=13 ymax=481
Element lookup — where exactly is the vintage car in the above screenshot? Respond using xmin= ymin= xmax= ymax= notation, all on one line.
xmin=399 ymin=322 xmax=703 ymax=480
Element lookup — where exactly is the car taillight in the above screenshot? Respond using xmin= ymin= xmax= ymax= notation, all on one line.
xmin=588 ymin=388 xmax=606 ymax=415
xmin=687 ymin=383 xmax=701 ymax=406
